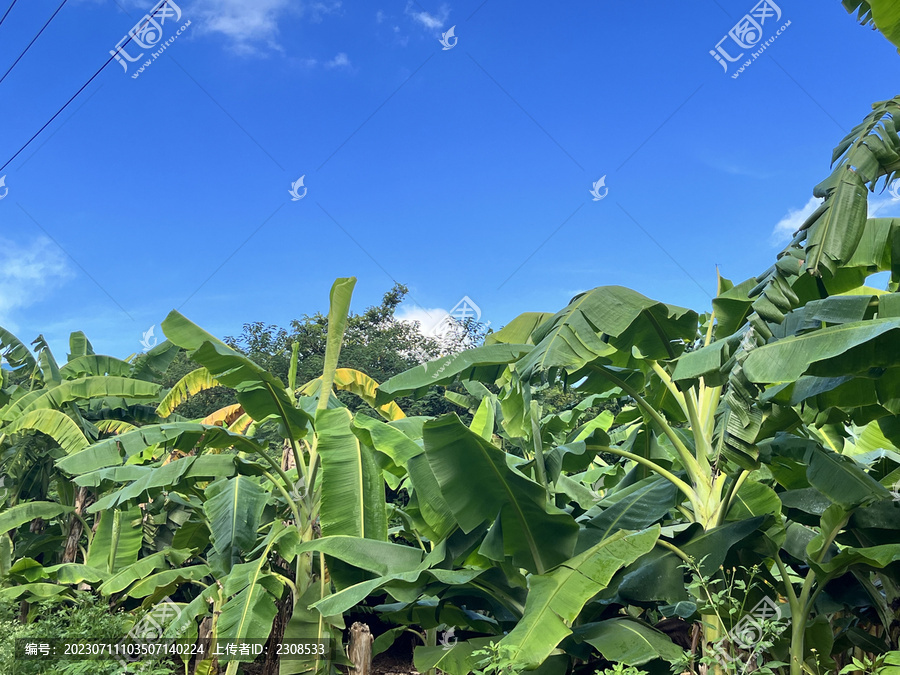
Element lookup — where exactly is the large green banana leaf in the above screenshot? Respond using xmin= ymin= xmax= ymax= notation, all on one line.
xmin=805 ymin=169 xmax=868 ymax=277
xmin=297 ymin=535 xmax=426 ymax=577
xmin=764 ymin=436 xmax=892 ymax=508
xmin=0 ymin=325 xmax=36 ymax=372
xmin=130 ymin=339 xmax=180 ymax=381
xmin=484 ymin=312 xmax=555 ymax=345
xmin=318 ymin=277 xmax=356 ymax=410
xmin=161 ymin=311 xmax=311 ymax=437
xmin=97 ymin=549 xmax=192 ymax=595
xmin=218 ymin=559 xmax=283 ymax=674
xmin=499 ymin=526 xmax=660 ymax=668
xmin=86 ymin=506 xmax=143 ymax=574
xmin=0 ymin=502 xmax=73 ymax=534
xmin=516 ymin=286 xmax=698 ymax=379
xmin=310 ymin=565 xmax=482 ymax=618
xmin=318 ymin=408 xmax=387 ymax=541
xmin=405 ymin=452 xmax=458 ymax=542
xmin=55 ymin=422 xmax=265 ymax=474
xmin=616 ymin=517 xmax=765 ymax=603
xmin=67 ymin=331 xmax=94 ymax=359
xmin=126 ymin=564 xmax=211 ymax=599
xmin=43 ymin=563 xmax=108 ymax=585
xmin=744 ymin=318 xmax=900 ymax=383
xmin=0 ymin=583 xmax=70 ymax=601
xmin=573 ymin=618 xmax=684 ymax=666
xmin=0 ymin=376 xmax=160 ymax=421
xmin=296 ymin=537 xmax=483 ymax=617
xmin=58 ymin=355 xmax=132 ymax=378
xmin=2 ymin=409 xmax=89 ymax=454
xmin=805 ymin=446 xmax=892 ymax=509
xmin=811 ymin=542 xmax=900 ymax=576
xmin=375 ymin=344 xmax=531 ymax=403
xmin=204 ymin=476 xmax=269 ymax=567
xmin=423 ymin=415 xmax=578 ymax=574
xmin=578 ymin=477 xmax=680 ymax=552
xmin=87 ymin=454 xmax=262 ymax=513
xmin=846 ymin=0 xmax=900 ymax=51
xmin=351 ymin=413 xmax=423 ymax=471
xmin=724 ymin=480 xmax=783 ymax=520
xmin=351 ymin=415 xmax=456 ymax=540
xmin=413 ymin=637 xmax=498 ymax=675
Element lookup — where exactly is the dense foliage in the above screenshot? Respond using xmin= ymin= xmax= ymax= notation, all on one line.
xmin=5 ymin=7 xmax=900 ymax=675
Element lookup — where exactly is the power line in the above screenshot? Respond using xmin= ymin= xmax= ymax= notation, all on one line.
xmin=0 ymin=0 xmax=20 ymax=30
xmin=0 ymin=0 xmax=69 ymax=87
xmin=0 ymin=32 xmax=138 ymax=173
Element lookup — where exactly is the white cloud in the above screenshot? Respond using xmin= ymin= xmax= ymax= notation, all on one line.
xmin=396 ymin=305 xmax=451 ymax=337
xmin=771 ymin=196 xmax=823 ymax=244
xmin=772 ymin=193 xmax=900 ymax=245
xmin=0 ymin=237 xmax=72 ymax=328
xmin=193 ymin=0 xmax=341 ymax=54
xmin=404 ymin=1 xmax=449 ymax=30
xmin=325 ymin=52 xmax=351 ymax=68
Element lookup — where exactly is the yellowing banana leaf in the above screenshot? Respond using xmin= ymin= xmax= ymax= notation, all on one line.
xmin=301 ymin=368 xmax=405 ymax=421
xmin=157 ymin=367 xmax=221 ymax=418
xmin=161 ymin=311 xmax=311 ymax=438
xmin=200 ymin=403 xmax=245 ymax=427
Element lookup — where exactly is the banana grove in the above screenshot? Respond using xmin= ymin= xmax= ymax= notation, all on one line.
xmin=5 ymin=23 xmax=900 ymax=675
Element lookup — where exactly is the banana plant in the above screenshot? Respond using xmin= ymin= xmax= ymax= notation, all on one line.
xmin=42 ymin=278 xmax=391 ymax=674
xmin=364 ymin=97 xmax=900 ymax=675
xmin=0 ymin=329 xmax=177 ymax=604
xmin=845 ymin=0 xmax=900 ymax=51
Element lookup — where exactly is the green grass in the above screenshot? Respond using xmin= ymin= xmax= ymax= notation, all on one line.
xmin=0 ymin=592 xmax=179 ymax=675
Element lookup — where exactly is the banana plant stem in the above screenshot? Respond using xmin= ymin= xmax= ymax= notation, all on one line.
xmin=259 ymin=470 xmax=303 ymax=527
xmin=587 ymin=364 xmax=704 ymax=483
xmin=585 ymin=444 xmax=696 ymax=506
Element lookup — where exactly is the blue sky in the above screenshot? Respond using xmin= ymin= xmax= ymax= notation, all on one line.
xmin=2 ymin=0 xmax=900 ymax=359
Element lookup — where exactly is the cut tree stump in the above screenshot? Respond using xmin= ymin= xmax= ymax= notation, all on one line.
xmin=348 ymin=622 xmax=374 ymax=675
